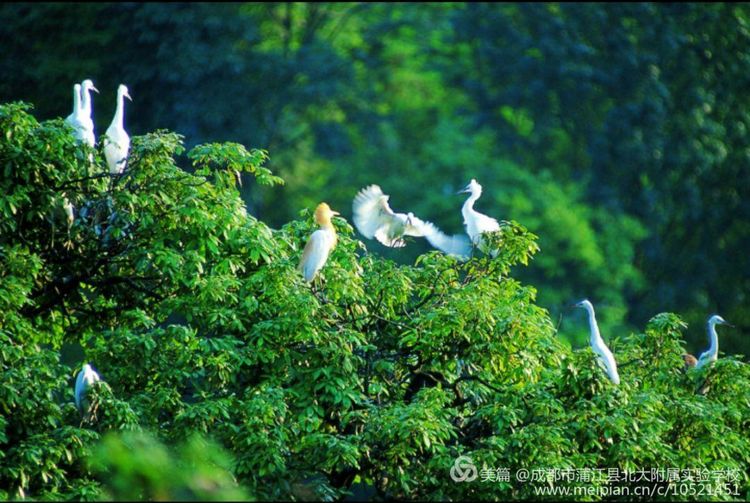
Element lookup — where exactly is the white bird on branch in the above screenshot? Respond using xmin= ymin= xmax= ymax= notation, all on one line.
xmin=74 ymin=363 xmax=101 ymax=422
xmin=352 ymin=184 xmax=471 ymax=259
xmin=62 ymin=194 xmax=75 ymax=229
xmin=79 ymin=79 xmax=99 ymax=154
xmin=64 ymin=83 xmax=82 ymax=132
xmin=459 ymin=179 xmax=501 ymax=257
xmin=299 ymin=203 xmax=340 ymax=282
xmin=104 ymin=84 xmax=133 ymax=175
xmin=573 ymin=299 xmax=620 ymax=385
xmin=695 ymin=314 xmax=733 ymax=369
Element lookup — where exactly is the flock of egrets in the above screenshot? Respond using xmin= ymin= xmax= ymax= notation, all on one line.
xmin=60 ymin=79 xmax=732 ymax=421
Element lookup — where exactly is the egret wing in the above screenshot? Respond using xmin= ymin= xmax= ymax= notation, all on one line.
xmin=403 ymin=215 xmax=429 ymax=238
xmin=299 ymin=229 xmax=334 ymax=282
xmin=74 ymin=369 xmax=86 ymax=412
xmin=474 ymin=213 xmax=501 ymax=235
xmin=353 ymin=185 xmax=397 ymax=239
xmin=594 ymin=347 xmax=620 ymax=385
xmin=104 ymin=130 xmax=130 ymax=174
xmin=418 ymin=221 xmax=472 ymax=260
xmin=695 ymin=350 xmax=713 ymax=369
xmin=374 ymin=226 xmax=407 ymax=247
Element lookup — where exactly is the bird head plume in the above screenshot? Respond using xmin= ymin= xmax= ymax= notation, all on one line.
xmin=314 ymin=203 xmax=339 ymax=225
xmin=459 ymin=178 xmax=482 ymax=196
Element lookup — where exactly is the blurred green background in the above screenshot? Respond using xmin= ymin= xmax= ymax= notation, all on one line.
xmin=1 ymin=2 xmax=748 ymax=354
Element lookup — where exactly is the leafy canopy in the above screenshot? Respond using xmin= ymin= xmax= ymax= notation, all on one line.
xmin=0 ymin=102 xmax=748 ymax=501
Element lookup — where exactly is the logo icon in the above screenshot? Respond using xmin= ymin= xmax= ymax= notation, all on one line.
xmin=450 ymin=455 xmax=478 ymax=482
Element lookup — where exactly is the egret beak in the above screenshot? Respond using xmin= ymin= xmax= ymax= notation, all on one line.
xmin=125 ymin=92 xmax=133 ymax=101
xmin=724 ymin=321 xmax=735 ymax=328
xmin=331 ymin=211 xmax=340 ymax=216
xmin=91 ymin=86 xmax=100 ymax=94
xmin=456 ymin=184 xmax=471 ymax=194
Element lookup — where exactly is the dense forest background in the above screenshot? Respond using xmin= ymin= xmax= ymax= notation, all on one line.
xmin=1 ymin=2 xmax=748 ymax=352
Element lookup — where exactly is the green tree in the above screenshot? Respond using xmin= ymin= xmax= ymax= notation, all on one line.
xmin=4 ymin=3 xmax=747 ymax=357
xmin=445 ymin=2 xmax=750 ymax=352
xmin=1 ymin=102 xmax=748 ymax=501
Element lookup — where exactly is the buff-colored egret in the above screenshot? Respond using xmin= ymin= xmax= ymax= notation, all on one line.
xmin=352 ymin=185 xmax=471 ymax=259
xmin=74 ymin=363 xmax=101 ymax=420
xmin=695 ymin=314 xmax=733 ymax=369
xmin=573 ymin=299 xmax=620 ymax=385
xmin=104 ymin=84 xmax=132 ymax=175
xmin=79 ymin=79 xmax=99 ymax=151
xmin=299 ymin=203 xmax=340 ymax=282
xmin=459 ymin=179 xmax=501 ymax=257
xmin=682 ymin=353 xmax=698 ymax=370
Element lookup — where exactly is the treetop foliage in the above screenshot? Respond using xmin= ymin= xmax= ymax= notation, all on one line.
xmin=1 ymin=102 xmax=748 ymax=500
xmin=2 ymin=3 xmax=749 ymax=353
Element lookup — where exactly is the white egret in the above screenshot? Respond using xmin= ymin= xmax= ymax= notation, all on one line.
xmin=573 ymin=299 xmax=620 ymax=385
xmin=64 ymin=83 xmax=90 ymax=148
xmin=62 ymin=194 xmax=74 ymax=229
xmin=299 ymin=203 xmax=340 ymax=282
xmin=74 ymin=363 xmax=101 ymax=421
xmin=695 ymin=314 xmax=733 ymax=369
xmin=459 ymin=179 xmax=501 ymax=257
xmin=104 ymin=84 xmax=132 ymax=175
xmin=352 ymin=185 xmax=471 ymax=258
xmin=64 ymin=83 xmax=82 ymax=128
xmin=79 ymin=79 xmax=99 ymax=152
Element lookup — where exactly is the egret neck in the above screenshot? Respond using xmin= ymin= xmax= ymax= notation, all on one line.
xmin=317 ymin=205 xmax=338 ymax=248
xmin=461 ymin=183 xmax=482 ymax=225
xmin=582 ymin=302 xmax=602 ymax=345
xmin=706 ymin=317 xmax=719 ymax=358
xmin=112 ymin=86 xmax=127 ymax=131
xmin=80 ymin=79 xmax=98 ymax=118
xmin=71 ymin=84 xmax=81 ymax=116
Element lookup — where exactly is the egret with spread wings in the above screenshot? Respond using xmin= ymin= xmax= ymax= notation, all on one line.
xmin=352 ymin=185 xmax=470 ymax=259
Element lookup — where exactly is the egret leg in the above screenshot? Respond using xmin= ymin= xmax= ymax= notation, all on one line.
xmin=311 ymin=276 xmax=329 ymax=303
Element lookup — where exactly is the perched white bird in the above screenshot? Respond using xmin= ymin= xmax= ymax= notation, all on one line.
xmin=79 ymin=79 xmax=99 ymax=151
xmin=62 ymin=194 xmax=75 ymax=229
xmin=64 ymin=83 xmax=91 ymax=149
xmin=299 ymin=203 xmax=340 ymax=282
xmin=695 ymin=314 xmax=733 ymax=369
xmin=574 ymin=299 xmax=620 ymax=385
xmin=352 ymin=185 xmax=471 ymax=258
xmin=64 ymin=83 xmax=82 ymax=129
xmin=459 ymin=179 xmax=501 ymax=257
xmin=104 ymin=84 xmax=133 ymax=175
xmin=74 ymin=363 xmax=101 ymax=420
